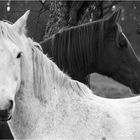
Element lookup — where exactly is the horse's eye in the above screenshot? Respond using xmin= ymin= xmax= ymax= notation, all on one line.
xmin=118 ymin=33 xmax=127 ymax=48
xmin=16 ymin=52 xmax=22 ymax=59
xmin=119 ymin=40 xmax=127 ymax=48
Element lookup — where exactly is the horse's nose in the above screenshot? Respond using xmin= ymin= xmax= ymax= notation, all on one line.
xmin=6 ymin=100 xmax=13 ymax=111
xmin=0 ymin=100 xmax=13 ymax=121
xmin=0 ymin=99 xmax=13 ymax=112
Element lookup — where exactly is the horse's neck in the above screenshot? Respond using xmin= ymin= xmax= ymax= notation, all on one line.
xmin=52 ymin=28 xmax=98 ymax=76
xmin=9 ymin=82 xmax=79 ymax=139
xmin=8 ymin=49 xmax=77 ymax=139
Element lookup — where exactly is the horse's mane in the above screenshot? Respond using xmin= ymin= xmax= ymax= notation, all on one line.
xmin=32 ymin=43 xmax=92 ymax=101
xmin=42 ymin=19 xmax=104 ymax=75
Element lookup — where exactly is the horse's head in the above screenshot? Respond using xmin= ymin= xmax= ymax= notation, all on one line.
xmin=96 ymin=9 xmax=140 ymax=94
xmin=0 ymin=11 xmax=30 ymax=121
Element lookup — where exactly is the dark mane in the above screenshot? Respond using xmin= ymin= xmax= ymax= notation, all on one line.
xmin=41 ymin=19 xmax=105 ymax=77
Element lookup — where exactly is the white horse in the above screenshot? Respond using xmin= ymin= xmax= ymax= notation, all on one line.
xmin=0 ymin=11 xmax=140 ymax=140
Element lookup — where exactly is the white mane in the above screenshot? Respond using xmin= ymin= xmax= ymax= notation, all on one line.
xmin=31 ymin=39 xmax=93 ymax=102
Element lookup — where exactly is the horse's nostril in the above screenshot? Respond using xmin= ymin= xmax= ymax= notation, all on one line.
xmin=6 ymin=100 xmax=13 ymax=111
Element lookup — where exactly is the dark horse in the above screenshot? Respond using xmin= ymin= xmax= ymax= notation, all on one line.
xmin=40 ymin=9 xmax=140 ymax=94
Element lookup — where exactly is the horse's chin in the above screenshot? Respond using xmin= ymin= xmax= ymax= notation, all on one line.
xmin=112 ymin=74 xmax=140 ymax=95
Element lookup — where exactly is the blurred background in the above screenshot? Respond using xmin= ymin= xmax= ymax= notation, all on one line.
xmin=0 ymin=0 xmax=140 ymax=139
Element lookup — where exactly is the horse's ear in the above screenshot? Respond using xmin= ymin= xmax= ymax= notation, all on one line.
xmin=12 ymin=10 xmax=30 ymax=34
xmin=107 ymin=9 xmax=121 ymax=24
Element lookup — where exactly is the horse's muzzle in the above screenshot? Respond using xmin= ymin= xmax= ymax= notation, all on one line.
xmin=0 ymin=100 xmax=13 ymax=121
xmin=0 ymin=110 xmax=12 ymax=121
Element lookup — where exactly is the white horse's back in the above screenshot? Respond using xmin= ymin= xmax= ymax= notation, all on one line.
xmin=52 ymin=92 xmax=140 ymax=140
